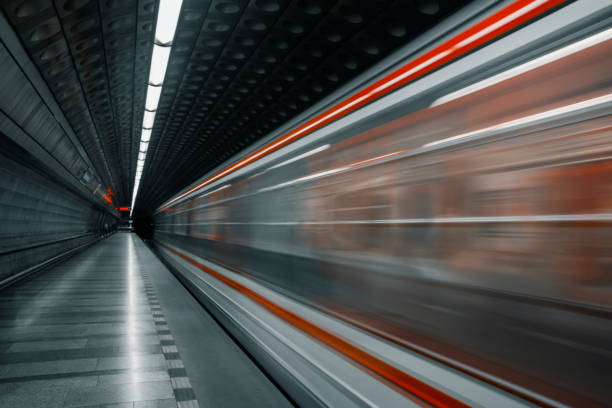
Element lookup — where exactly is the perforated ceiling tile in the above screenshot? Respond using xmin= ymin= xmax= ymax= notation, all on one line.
xmin=2 ymin=0 xmax=159 ymax=205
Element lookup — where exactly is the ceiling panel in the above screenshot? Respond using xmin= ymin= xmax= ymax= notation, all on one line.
xmin=2 ymin=0 xmax=467 ymax=212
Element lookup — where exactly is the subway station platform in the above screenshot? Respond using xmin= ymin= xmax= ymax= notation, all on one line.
xmin=1 ymin=0 xmax=610 ymax=406
xmin=0 ymin=233 xmax=290 ymax=408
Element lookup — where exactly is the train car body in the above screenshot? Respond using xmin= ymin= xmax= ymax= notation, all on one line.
xmin=155 ymin=1 xmax=612 ymax=406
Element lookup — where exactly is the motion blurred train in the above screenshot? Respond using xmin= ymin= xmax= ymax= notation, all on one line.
xmin=154 ymin=1 xmax=612 ymax=406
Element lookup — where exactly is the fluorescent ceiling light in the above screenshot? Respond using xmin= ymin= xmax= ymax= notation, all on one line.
xmin=155 ymin=0 xmax=184 ymax=45
xmin=145 ymin=85 xmax=162 ymax=111
xmin=143 ymin=110 xmax=156 ymax=129
xmin=149 ymin=45 xmax=171 ymax=86
xmin=141 ymin=129 xmax=152 ymax=142
xmin=132 ymin=0 xmax=183 ymax=214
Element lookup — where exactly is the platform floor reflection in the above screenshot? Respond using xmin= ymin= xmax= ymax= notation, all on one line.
xmin=0 ymin=233 xmax=289 ymax=408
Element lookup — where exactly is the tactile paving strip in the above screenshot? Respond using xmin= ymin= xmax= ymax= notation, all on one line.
xmin=141 ymin=270 xmax=200 ymax=408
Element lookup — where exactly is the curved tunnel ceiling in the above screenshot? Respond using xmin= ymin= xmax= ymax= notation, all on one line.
xmin=1 ymin=0 xmax=467 ymax=213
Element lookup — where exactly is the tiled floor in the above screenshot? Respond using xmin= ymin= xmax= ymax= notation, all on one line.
xmin=0 ymin=233 xmax=197 ymax=408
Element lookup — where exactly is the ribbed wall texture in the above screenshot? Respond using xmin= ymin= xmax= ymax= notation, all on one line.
xmin=0 ymin=137 xmax=115 ymax=283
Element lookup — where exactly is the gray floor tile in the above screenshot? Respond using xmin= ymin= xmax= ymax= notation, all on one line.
xmin=0 ymin=375 xmax=97 ymax=389
xmin=86 ymin=324 xmax=154 ymax=336
xmin=72 ymin=403 xmax=133 ymax=408
xmin=0 ymin=343 xmax=162 ymax=365
xmin=0 ymin=382 xmax=69 ymax=408
xmin=0 ymin=365 xmax=10 ymax=378
xmin=111 ymin=321 xmax=157 ymax=331
xmin=7 ymin=338 xmax=88 ymax=352
xmin=86 ymin=335 xmax=160 ymax=348
xmin=97 ymin=369 xmax=170 ymax=385
xmin=3 ymin=314 xmax=153 ymax=326
xmin=2 ymin=325 xmax=89 ymax=339
xmin=0 ymin=358 xmax=98 ymax=378
xmin=134 ymin=399 xmax=177 ymax=408
xmin=63 ymin=380 xmax=174 ymax=407
xmin=96 ymin=354 xmax=166 ymax=371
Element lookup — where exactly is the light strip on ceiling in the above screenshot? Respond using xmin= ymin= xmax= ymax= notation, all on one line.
xmin=130 ymin=0 xmax=183 ymax=217
xmin=145 ymin=85 xmax=163 ymax=111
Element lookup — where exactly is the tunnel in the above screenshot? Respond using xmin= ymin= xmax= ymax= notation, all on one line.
xmin=0 ymin=0 xmax=611 ymax=407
